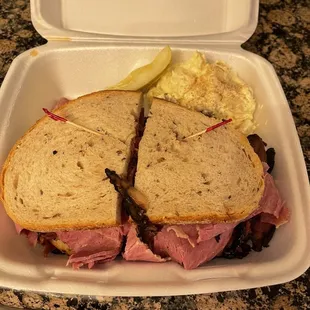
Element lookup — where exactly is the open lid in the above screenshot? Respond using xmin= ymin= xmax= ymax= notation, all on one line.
xmin=30 ymin=0 xmax=259 ymax=45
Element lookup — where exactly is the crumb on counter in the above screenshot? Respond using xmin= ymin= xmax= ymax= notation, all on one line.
xmin=30 ymin=49 xmax=38 ymax=57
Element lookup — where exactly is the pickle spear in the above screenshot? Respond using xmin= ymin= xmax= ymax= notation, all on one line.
xmin=107 ymin=46 xmax=172 ymax=91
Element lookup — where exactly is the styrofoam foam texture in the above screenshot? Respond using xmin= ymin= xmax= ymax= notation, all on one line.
xmin=0 ymin=43 xmax=309 ymax=296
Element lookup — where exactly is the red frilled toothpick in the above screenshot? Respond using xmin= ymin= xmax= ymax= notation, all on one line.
xmin=183 ymin=118 xmax=232 ymax=140
xmin=42 ymin=108 xmax=104 ymax=137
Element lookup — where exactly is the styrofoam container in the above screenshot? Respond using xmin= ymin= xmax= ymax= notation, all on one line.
xmin=0 ymin=0 xmax=309 ymax=296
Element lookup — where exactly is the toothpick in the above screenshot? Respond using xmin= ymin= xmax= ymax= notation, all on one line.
xmin=183 ymin=118 xmax=232 ymax=140
xmin=42 ymin=108 xmax=104 ymax=137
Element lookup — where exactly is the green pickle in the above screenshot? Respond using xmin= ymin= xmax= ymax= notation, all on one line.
xmin=107 ymin=46 xmax=172 ymax=91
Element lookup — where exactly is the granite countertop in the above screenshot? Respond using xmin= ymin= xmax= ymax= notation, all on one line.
xmin=0 ymin=0 xmax=309 ymax=309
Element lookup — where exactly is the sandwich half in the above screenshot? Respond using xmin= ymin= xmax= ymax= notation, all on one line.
xmin=0 ymin=90 xmax=142 ymax=231
xmin=135 ymin=98 xmax=265 ymax=224
xmin=120 ymin=98 xmax=288 ymax=269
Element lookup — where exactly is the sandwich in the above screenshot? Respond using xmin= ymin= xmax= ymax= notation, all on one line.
xmin=0 ymin=91 xmax=289 ymax=270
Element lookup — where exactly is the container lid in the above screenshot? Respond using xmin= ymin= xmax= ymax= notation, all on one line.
xmin=31 ymin=0 xmax=259 ymax=45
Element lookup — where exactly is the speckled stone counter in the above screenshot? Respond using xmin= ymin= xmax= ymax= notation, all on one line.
xmin=0 ymin=0 xmax=309 ymax=309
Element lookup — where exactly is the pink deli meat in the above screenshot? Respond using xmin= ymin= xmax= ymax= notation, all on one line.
xmin=259 ymin=170 xmax=290 ymax=226
xmin=15 ymin=223 xmax=38 ymax=247
xmin=196 ymin=223 xmax=237 ymax=243
xmin=154 ymin=227 xmax=233 ymax=270
xmin=261 ymin=204 xmax=290 ymax=227
xmin=15 ymin=223 xmax=24 ymax=234
xmin=56 ymin=227 xmax=123 ymax=269
xmin=123 ymin=224 xmax=167 ymax=262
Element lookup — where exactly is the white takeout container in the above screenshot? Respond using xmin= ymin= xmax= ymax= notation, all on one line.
xmin=0 ymin=0 xmax=309 ymax=297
